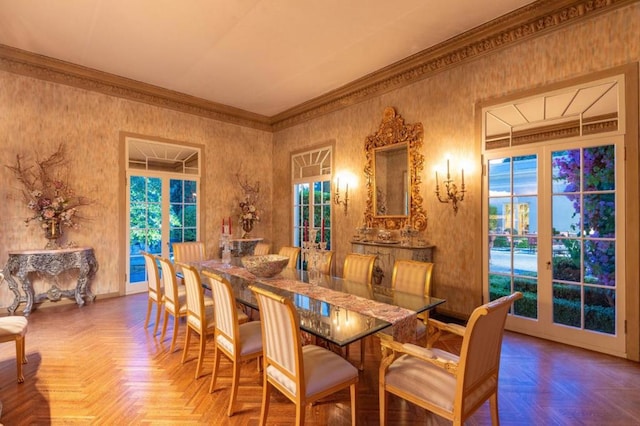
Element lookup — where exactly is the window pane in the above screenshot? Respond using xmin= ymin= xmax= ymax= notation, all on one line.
xmin=583 ymin=145 xmax=615 ymax=191
xmin=488 ymin=158 xmax=510 ymax=194
xmin=583 ymin=194 xmax=615 ymax=238
xmin=184 ymin=180 xmax=197 ymax=203
xmin=553 ymin=282 xmax=581 ymax=328
xmin=584 ymin=240 xmax=615 ymax=286
xmin=553 ymin=195 xmax=580 ymax=236
xmin=184 ymin=205 xmax=197 ymax=227
xmin=170 ymin=179 xmax=182 ymax=203
xmin=552 ymin=149 xmax=580 ymax=193
xmin=513 ymin=155 xmax=537 ymax=195
xmin=552 ymin=238 xmax=581 ymax=282
xmin=514 ymin=277 xmax=537 ymax=319
xmin=584 ymin=286 xmax=615 ymax=334
xmin=489 ymin=197 xmax=511 ymax=234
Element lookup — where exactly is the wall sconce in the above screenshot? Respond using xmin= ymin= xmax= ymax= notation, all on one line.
xmin=334 ymin=172 xmax=354 ymax=215
xmin=435 ymin=159 xmax=466 ymax=214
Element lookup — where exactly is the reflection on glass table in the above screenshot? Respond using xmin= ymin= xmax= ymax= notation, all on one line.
xmin=196 ymin=260 xmax=444 ymax=348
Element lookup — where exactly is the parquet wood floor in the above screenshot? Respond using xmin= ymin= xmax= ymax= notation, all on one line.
xmin=0 ymin=293 xmax=639 ymax=425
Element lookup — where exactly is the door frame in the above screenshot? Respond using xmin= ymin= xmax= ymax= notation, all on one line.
xmin=118 ymin=132 xmax=205 ymax=296
xmin=477 ymin=64 xmax=639 ymax=360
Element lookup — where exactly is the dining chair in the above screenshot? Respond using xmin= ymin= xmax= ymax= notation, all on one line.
xmin=342 ymin=253 xmax=377 ymax=368
xmin=173 ymin=241 xmax=215 ymax=304
xmin=0 ymin=316 xmax=28 ymax=383
xmin=342 ymin=253 xmax=377 ymax=285
xmin=203 ymin=271 xmax=263 ymax=417
xmin=379 ymin=292 xmax=523 ymax=426
xmin=278 ymin=246 xmax=301 ymax=269
xmin=318 ymin=250 xmax=334 ymax=275
xmin=387 ymin=259 xmax=438 ymax=346
xmin=253 ymin=242 xmax=271 ymax=256
xmin=178 ymin=262 xmax=215 ymax=379
xmin=173 ymin=241 xmax=206 ymax=264
xmin=250 ymin=285 xmax=359 ymax=426
xmin=157 ymin=256 xmax=187 ymax=352
xmin=178 ymin=262 xmax=249 ymax=379
xmin=142 ymin=252 xmax=163 ymax=336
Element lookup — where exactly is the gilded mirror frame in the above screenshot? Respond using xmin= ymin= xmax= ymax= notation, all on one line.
xmin=364 ymin=107 xmax=427 ymax=231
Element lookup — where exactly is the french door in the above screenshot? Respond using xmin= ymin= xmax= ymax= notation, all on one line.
xmin=484 ymin=136 xmax=625 ymax=357
xmin=126 ymin=173 xmax=199 ymax=294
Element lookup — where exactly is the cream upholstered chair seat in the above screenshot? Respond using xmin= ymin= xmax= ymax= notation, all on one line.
xmin=250 ymin=285 xmax=358 ymax=425
xmin=142 ymin=252 xmax=163 ymax=336
xmin=379 ymin=292 xmax=523 ymax=426
xmin=266 ymin=344 xmax=358 ymax=398
xmin=203 ymin=270 xmax=262 ymax=417
xmin=278 ymin=246 xmax=301 ymax=269
xmin=0 ymin=316 xmax=28 ymax=383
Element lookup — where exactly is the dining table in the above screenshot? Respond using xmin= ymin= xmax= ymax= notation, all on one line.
xmin=191 ymin=258 xmax=445 ymax=350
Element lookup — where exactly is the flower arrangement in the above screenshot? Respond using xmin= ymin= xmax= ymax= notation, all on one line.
xmin=236 ymin=172 xmax=260 ymax=236
xmin=6 ymin=143 xmax=92 ymax=231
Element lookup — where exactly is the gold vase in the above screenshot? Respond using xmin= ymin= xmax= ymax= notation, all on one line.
xmin=241 ymin=219 xmax=254 ymax=238
xmin=44 ymin=218 xmax=62 ymax=249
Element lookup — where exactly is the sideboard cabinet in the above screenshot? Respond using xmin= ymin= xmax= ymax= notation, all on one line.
xmin=350 ymin=241 xmax=434 ymax=288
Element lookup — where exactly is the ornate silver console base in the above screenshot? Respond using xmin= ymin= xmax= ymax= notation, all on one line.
xmin=3 ymin=247 xmax=99 ymax=316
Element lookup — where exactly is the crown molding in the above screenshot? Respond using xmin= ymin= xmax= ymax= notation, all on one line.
xmin=0 ymin=44 xmax=273 ymax=132
xmin=0 ymin=0 xmax=634 ymax=133
xmin=271 ymin=0 xmax=636 ymax=130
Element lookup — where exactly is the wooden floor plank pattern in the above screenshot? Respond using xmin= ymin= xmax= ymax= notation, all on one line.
xmin=0 ymin=293 xmax=639 ymax=425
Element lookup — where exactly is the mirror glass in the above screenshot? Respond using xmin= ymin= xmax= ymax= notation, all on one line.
xmin=364 ymin=107 xmax=427 ymax=231
xmin=374 ymin=144 xmax=408 ymax=216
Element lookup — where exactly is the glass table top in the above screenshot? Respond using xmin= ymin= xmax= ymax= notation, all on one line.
xmin=194 ymin=259 xmax=445 ymax=347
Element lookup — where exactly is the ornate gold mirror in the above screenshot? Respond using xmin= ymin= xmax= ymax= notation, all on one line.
xmin=364 ymin=107 xmax=427 ymax=231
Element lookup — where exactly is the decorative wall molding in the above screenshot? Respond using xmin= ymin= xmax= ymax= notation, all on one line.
xmin=0 ymin=0 xmax=633 ymax=132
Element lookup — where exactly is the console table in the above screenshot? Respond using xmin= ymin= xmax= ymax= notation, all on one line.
xmin=351 ymin=241 xmax=434 ymax=287
xmin=3 ymin=247 xmax=99 ymax=316
xmin=217 ymin=237 xmax=263 ymax=258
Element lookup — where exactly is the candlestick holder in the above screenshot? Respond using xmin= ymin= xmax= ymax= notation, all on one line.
xmin=302 ymin=228 xmax=329 ymax=283
xmin=435 ymin=158 xmax=466 ymax=214
xmin=400 ymin=223 xmax=419 ymax=246
xmin=220 ymin=232 xmax=232 ymax=266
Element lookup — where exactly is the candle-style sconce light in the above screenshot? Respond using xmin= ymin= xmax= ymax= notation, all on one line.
xmin=334 ymin=172 xmax=355 ymax=215
xmin=435 ymin=159 xmax=466 ymax=214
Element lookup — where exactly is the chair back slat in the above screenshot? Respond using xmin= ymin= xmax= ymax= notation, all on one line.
xmin=179 ymin=263 xmax=206 ymax=332
xmin=251 ymin=287 xmax=300 ymax=381
xmin=142 ymin=252 xmax=162 ymax=296
xmin=343 ymin=253 xmax=377 ymax=285
xmin=254 ymin=242 xmax=271 ymax=255
xmin=392 ymin=260 xmax=434 ymax=296
xmin=158 ymin=257 xmax=179 ymax=308
xmin=173 ymin=242 xmax=205 ymax=263
xmin=278 ymin=246 xmax=301 ymax=269
xmin=458 ymin=293 xmax=522 ymax=400
xmin=205 ymin=272 xmax=237 ymax=343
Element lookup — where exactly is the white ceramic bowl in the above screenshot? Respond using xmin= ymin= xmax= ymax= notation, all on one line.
xmin=241 ymin=254 xmax=289 ymax=278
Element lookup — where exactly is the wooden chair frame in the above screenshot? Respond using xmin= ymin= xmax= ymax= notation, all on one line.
xmin=0 ymin=316 xmax=28 ymax=383
xmin=379 ymin=292 xmax=523 ymax=426
xmin=203 ymin=271 xmax=263 ymax=416
xmin=250 ymin=285 xmax=358 ymax=425
xmin=142 ymin=252 xmax=163 ymax=336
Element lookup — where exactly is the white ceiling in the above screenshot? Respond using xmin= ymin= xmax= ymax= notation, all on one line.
xmin=0 ymin=0 xmax=534 ymax=117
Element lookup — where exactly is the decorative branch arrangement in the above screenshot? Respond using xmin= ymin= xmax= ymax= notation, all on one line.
xmin=6 ymin=143 xmax=92 ymax=248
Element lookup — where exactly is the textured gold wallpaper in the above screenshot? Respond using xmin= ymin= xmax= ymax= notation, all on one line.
xmin=0 ymin=4 xmax=638 ymax=317
xmin=0 ymin=75 xmax=273 ymax=311
xmin=271 ymin=4 xmax=640 ymax=317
